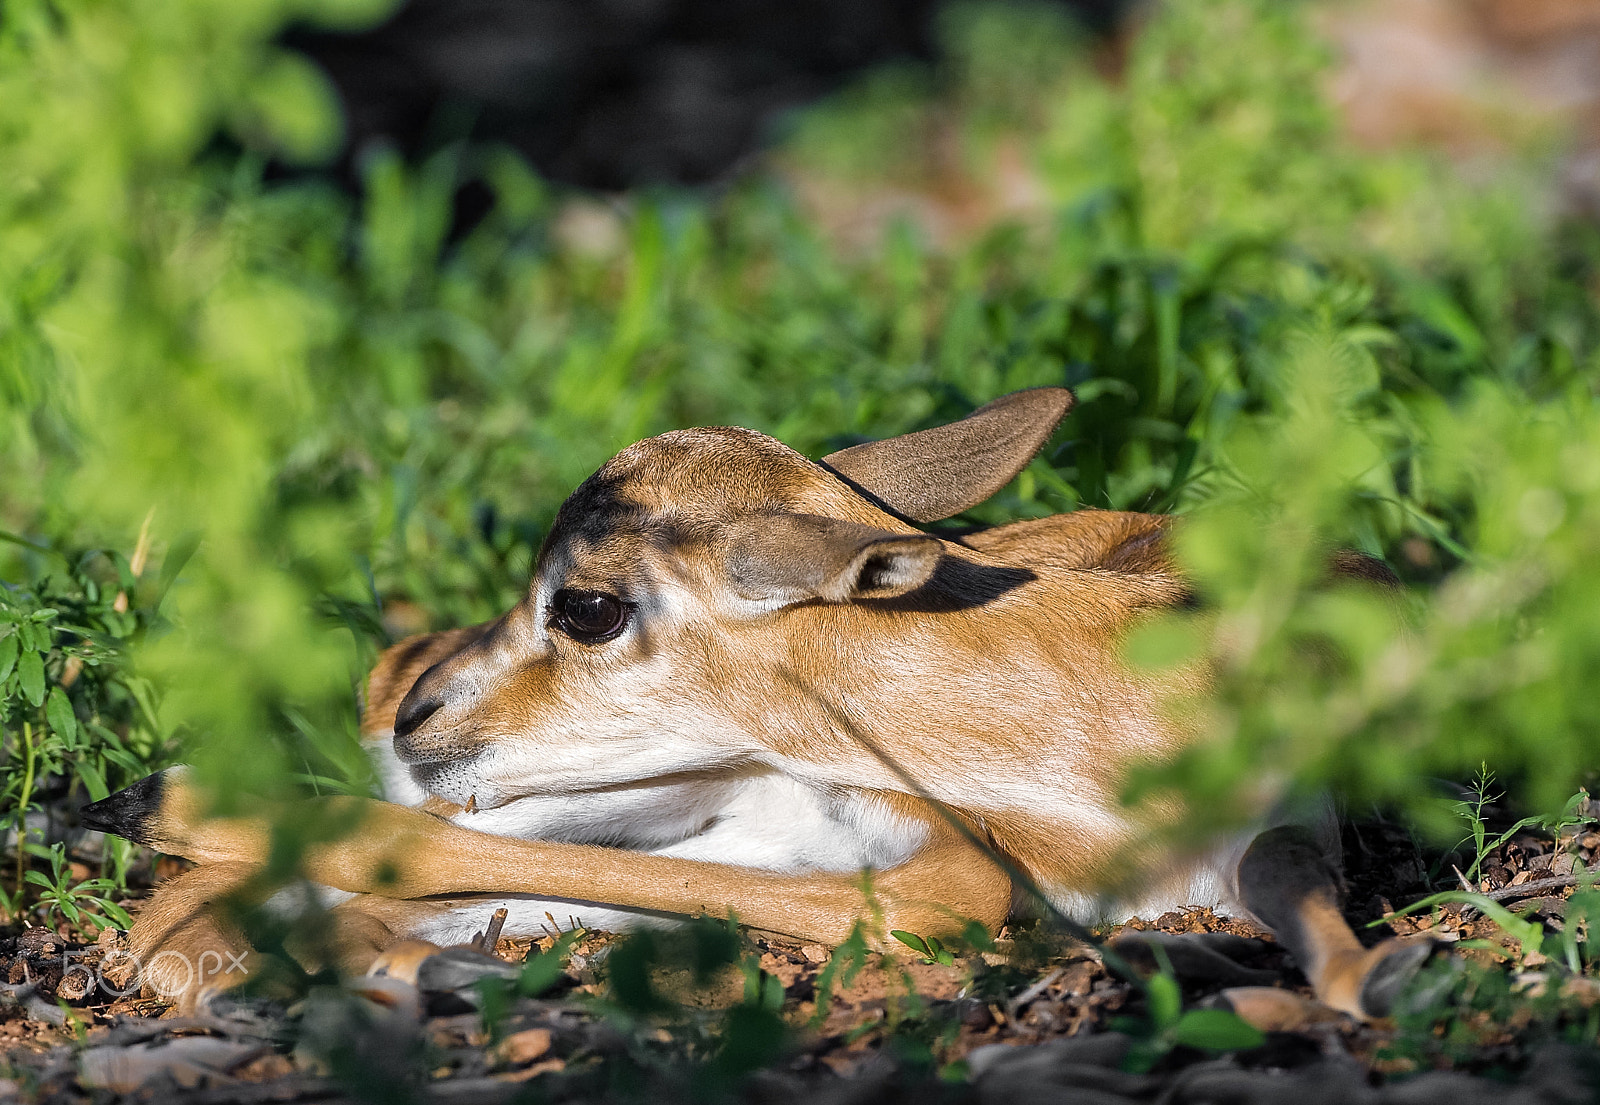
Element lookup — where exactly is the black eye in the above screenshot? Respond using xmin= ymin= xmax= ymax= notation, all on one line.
xmin=551 ymin=589 xmax=630 ymax=643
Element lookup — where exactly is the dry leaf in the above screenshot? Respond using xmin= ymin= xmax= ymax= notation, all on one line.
xmin=496 ymin=1027 xmax=553 ymax=1066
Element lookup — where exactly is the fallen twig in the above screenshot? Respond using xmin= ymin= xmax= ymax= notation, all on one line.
xmin=479 ymin=907 xmax=509 ymax=955
xmin=1006 ymin=967 xmax=1066 ymax=1022
xmin=1481 ymin=874 xmax=1580 ymax=903
xmin=99 ymin=1013 xmax=279 ymax=1047
xmin=0 ymin=980 xmax=68 ymax=1026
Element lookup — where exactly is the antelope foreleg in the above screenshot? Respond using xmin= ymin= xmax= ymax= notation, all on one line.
xmin=87 ymin=770 xmax=1012 ymax=949
xmin=1235 ymin=825 xmax=1434 ymax=1020
xmin=306 ymin=811 xmax=1009 ymax=947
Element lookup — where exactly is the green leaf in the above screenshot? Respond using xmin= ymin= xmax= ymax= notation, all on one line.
xmin=1373 ymin=890 xmax=1546 ymax=958
xmin=1169 ymin=1009 xmax=1267 ymax=1052
xmin=715 ymin=1003 xmax=788 ymax=1078
xmin=1144 ymin=970 xmax=1182 ymax=1029
xmin=157 ymin=531 xmax=201 ymax=595
xmin=960 ymin=920 xmax=995 ymax=952
xmin=46 ymin=687 xmax=78 ymax=744
xmin=811 ymin=924 xmax=871 ymax=1024
xmin=0 ymin=530 xmax=61 ymax=561
xmin=0 ymin=633 xmax=17 ymax=683
xmin=18 ymin=649 xmax=45 ymax=706
xmin=744 ymin=968 xmax=785 ymax=1011
xmin=1116 ymin=1034 xmax=1165 ymax=1074
xmin=605 ymin=932 xmax=668 ymax=1014
xmin=518 ymin=931 xmax=578 ymax=997
xmin=77 ymin=759 xmax=110 ymax=802
xmin=240 ymin=53 xmax=342 ymax=163
xmin=91 ymin=900 xmax=134 ymax=930
xmin=890 ymin=930 xmax=934 ymax=958
xmin=102 ymin=747 xmax=147 ymax=775
xmin=22 ymin=870 xmax=53 ymax=889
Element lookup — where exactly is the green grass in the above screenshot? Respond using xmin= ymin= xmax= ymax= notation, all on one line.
xmin=0 ymin=0 xmax=1598 ymax=932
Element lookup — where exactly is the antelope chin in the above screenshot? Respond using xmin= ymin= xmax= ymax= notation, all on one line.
xmin=410 ymin=760 xmax=509 ymax=811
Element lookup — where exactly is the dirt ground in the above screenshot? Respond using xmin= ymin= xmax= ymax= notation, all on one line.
xmin=1 ymin=806 xmax=1596 ymax=1104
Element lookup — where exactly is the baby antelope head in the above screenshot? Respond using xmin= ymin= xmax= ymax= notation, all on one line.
xmin=380 ymin=388 xmax=1072 ymax=811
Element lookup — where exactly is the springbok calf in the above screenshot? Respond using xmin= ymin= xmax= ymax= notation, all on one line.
xmin=83 ymin=387 xmax=1431 ymax=1020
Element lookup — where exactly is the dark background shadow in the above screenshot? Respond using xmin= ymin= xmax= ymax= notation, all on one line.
xmin=284 ymin=0 xmax=1128 ymax=192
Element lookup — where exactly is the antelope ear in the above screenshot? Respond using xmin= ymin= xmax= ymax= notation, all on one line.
xmin=821 ymin=387 xmax=1074 ymax=523
xmin=726 ymin=515 xmax=943 ymax=606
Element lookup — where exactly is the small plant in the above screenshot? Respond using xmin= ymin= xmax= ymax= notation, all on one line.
xmin=1111 ymin=948 xmax=1266 ymax=1073
xmin=1 ymin=535 xmax=175 ymax=924
xmin=1445 ymin=768 xmax=1587 ymax=885
xmin=890 ymin=929 xmax=957 ymax=966
xmin=1377 ymin=786 xmax=1597 ymax=965
xmin=471 ymin=929 xmax=583 ymax=1042
xmin=518 ymin=929 xmax=582 ymax=997
xmin=1381 ymin=945 xmax=1600 ymax=1071
xmin=1557 ymin=890 xmax=1599 ymax=976
xmin=22 ymin=842 xmax=132 ymax=932
xmin=811 ymin=924 xmax=872 ymax=1025
xmin=1378 ymin=890 xmax=1553 ymax=962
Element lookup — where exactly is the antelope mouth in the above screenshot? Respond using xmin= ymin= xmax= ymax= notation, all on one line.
xmin=392 ymin=721 xmax=489 ymax=766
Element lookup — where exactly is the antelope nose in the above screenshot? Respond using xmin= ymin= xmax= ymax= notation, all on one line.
xmin=393 ymin=693 xmax=443 ymax=741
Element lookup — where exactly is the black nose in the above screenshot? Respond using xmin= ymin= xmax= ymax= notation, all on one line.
xmin=393 ymin=693 xmax=444 ymax=739
xmin=80 ymin=771 xmax=167 ymax=845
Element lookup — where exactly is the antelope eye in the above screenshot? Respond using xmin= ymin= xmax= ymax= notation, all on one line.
xmin=551 ymin=589 xmax=630 ymax=643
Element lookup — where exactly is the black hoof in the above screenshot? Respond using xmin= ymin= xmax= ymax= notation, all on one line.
xmin=417 ymin=947 xmax=521 ymax=993
xmin=80 ymin=771 xmax=167 ymax=846
xmin=1359 ymin=938 xmax=1440 ymax=1018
